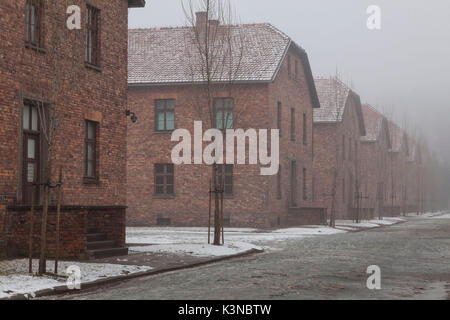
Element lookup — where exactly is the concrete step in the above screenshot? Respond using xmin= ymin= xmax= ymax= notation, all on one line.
xmin=86 ymin=233 xmax=107 ymax=242
xmin=86 ymin=247 xmax=129 ymax=260
xmin=87 ymin=240 xmax=116 ymax=250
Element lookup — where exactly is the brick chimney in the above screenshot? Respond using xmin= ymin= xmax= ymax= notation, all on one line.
xmin=195 ymin=11 xmax=207 ymax=37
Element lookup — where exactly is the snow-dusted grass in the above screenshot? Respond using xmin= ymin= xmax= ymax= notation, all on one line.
xmin=127 ymin=225 xmax=349 ymax=257
xmin=0 ymin=259 xmax=152 ymax=299
xmin=131 ymin=242 xmax=262 ymax=257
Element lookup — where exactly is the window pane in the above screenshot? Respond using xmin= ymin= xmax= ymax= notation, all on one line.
xmin=166 ymin=100 xmax=175 ymax=110
xmin=225 ymin=165 xmax=233 ymax=174
xmin=166 ymin=185 xmax=174 ymax=194
xmin=225 ymin=185 xmax=233 ymax=194
xmin=156 ymin=112 xmax=165 ymax=130
xmin=27 ymin=163 xmax=35 ymax=183
xmin=31 ymin=107 xmax=38 ymax=131
xmin=23 ymin=105 xmax=30 ymax=130
xmin=156 ymin=100 xmax=165 ymax=110
xmin=166 ymin=164 xmax=174 ymax=173
xmin=27 ymin=139 xmax=35 ymax=159
xmin=155 ymin=164 xmax=164 ymax=173
xmin=215 ymin=111 xmax=223 ymax=129
xmin=225 ymin=112 xmax=233 ymax=129
xmin=87 ymin=143 xmax=94 ymax=161
xmin=87 ymin=122 xmax=95 ymax=139
xmin=166 ymin=112 xmax=175 ymax=130
xmin=87 ymin=161 xmax=94 ymax=177
xmin=155 ymin=176 xmax=164 ymax=185
xmin=166 ymin=175 xmax=174 ymax=185
xmin=214 ymin=99 xmax=223 ymax=109
xmin=225 ymin=176 xmax=232 ymax=185
xmin=155 ymin=185 xmax=164 ymax=194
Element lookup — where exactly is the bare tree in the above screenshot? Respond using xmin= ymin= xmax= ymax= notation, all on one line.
xmin=182 ymin=0 xmax=247 ymax=245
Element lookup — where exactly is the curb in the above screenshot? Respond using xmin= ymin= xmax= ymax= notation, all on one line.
xmin=335 ymin=218 xmax=407 ymax=233
xmin=1 ymin=248 xmax=263 ymax=300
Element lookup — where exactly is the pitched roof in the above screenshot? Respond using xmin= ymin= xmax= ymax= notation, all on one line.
xmin=128 ymin=23 xmax=320 ymax=108
xmin=313 ymin=77 xmax=365 ymax=135
xmin=313 ymin=77 xmax=350 ymax=122
xmin=360 ymin=104 xmax=388 ymax=143
xmin=128 ymin=23 xmax=296 ymax=85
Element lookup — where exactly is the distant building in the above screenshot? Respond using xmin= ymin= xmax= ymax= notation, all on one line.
xmin=312 ymin=77 xmax=366 ymax=220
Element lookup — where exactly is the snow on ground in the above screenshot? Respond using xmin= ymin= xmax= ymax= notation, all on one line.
xmin=0 ymin=259 xmax=152 ymax=299
xmin=131 ymin=242 xmax=262 ymax=257
xmin=334 ymin=218 xmax=405 ymax=230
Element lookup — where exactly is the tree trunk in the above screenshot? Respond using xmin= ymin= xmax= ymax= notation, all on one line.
xmin=38 ymin=184 xmax=49 ymax=275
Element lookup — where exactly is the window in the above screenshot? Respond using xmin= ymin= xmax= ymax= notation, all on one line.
xmin=216 ymin=164 xmax=233 ymax=195
xmin=287 ymin=55 xmax=291 ymax=79
xmin=86 ymin=4 xmax=100 ymax=66
xmin=214 ymin=98 xmax=234 ymax=129
xmin=290 ymin=108 xmax=295 ymax=141
xmin=349 ymin=137 xmax=352 ymax=160
xmin=303 ymin=168 xmax=307 ymax=200
xmin=342 ymin=178 xmax=346 ymax=202
xmin=25 ymin=0 xmax=43 ymax=48
xmin=290 ymin=160 xmax=298 ymax=207
xmin=155 ymin=99 xmax=175 ymax=131
xmin=85 ymin=121 xmax=98 ymax=180
xmin=277 ymin=102 xmax=282 ymax=135
xmin=303 ymin=113 xmax=307 ymax=145
xmin=312 ymin=176 xmax=316 ymax=201
xmin=342 ymin=135 xmax=346 ymax=160
xmin=22 ymin=101 xmax=41 ymax=204
xmin=155 ymin=164 xmax=174 ymax=195
xmin=277 ymin=165 xmax=282 ymax=199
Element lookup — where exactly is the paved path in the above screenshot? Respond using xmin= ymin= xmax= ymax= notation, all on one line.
xmin=49 ymin=214 xmax=450 ymax=300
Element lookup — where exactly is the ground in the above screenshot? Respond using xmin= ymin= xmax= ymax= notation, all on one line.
xmin=43 ymin=212 xmax=449 ymax=300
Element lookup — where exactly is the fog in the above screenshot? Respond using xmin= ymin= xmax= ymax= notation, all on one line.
xmin=129 ymin=0 xmax=450 ymax=162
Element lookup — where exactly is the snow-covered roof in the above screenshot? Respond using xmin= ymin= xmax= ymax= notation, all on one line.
xmin=128 ymin=24 xmax=293 ymax=84
xmin=313 ymin=77 xmax=350 ymax=123
xmin=360 ymin=104 xmax=390 ymax=145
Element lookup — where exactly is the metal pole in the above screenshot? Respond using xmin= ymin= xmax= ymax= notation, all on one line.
xmin=208 ymin=179 xmax=211 ymax=244
xmin=54 ymin=167 xmax=62 ymax=274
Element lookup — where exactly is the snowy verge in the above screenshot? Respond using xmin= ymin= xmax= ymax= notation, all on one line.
xmin=130 ymin=242 xmax=262 ymax=257
xmin=0 ymin=259 xmax=152 ymax=299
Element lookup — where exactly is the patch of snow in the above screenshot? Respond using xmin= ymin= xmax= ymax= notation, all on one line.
xmin=130 ymin=242 xmax=261 ymax=257
xmin=0 ymin=259 xmax=152 ymax=299
xmin=272 ymin=226 xmax=346 ymax=235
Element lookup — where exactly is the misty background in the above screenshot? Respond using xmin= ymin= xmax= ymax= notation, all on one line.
xmin=129 ymin=0 xmax=450 ymax=163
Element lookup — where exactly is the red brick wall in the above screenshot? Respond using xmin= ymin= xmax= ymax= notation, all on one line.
xmin=0 ymin=1 xmax=131 ymax=258
xmin=0 ymin=0 xmax=128 ymax=206
xmin=313 ymin=94 xmax=364 ymax=220
xmin=4 ymin=206 xmax=126 ymax=259
xmin=127 ymin=46 xmax=322 ymax=228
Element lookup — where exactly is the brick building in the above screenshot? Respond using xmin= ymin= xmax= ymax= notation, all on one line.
xmin=312 ymin=77 xmax=366 ymax=220
xmin=359 ymin=104 xmax=391 ymax=219
xmin=0 ymin=0 xmax=145 ymax=259
xmin=127 ymin=15 xmax=326 ymax=228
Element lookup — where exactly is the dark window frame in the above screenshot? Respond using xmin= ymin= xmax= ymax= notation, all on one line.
xmin=277 ymin=165 xmax=282 ymax=199
xmin=25 ymin=0 xmax=44 ymax=50
xmin=303 ymin=113 xmax=307 ymax=145
xmin=303 ymin=168 xmax=307 ymax=200
xmin=213 ymin=98 xmax=234 ymax=130
xmin=84 ymin=120 xmax=98 ymax=182
xmin=216 ymin=164 xmax=234 ymax=196
xmin=85 ymin=4 xmax=101 ymax=67
xmin=277 ymin=102 xmax=282 ymax=136
xmin=155 ymin=99 xmax=175 ymax=132
xmin=154 ymin=163 xmax=175 ymax=197
xmin=290 ymin=108 xmax=296 ymax=141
